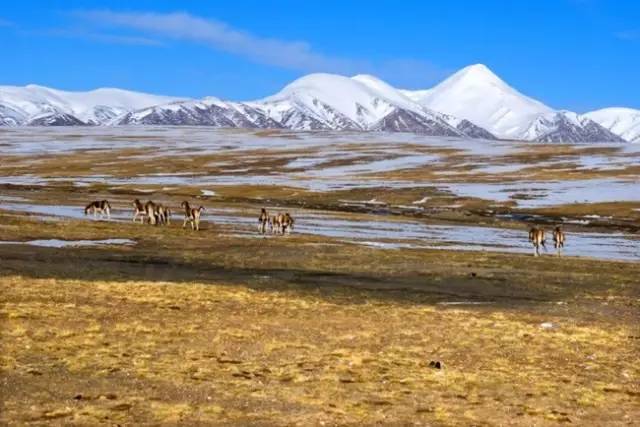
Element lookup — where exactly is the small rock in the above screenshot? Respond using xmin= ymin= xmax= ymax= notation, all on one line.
xmin=540 ymin=322 xmax=554 ymax=329
xmin=110 ymin=403 xmax=132 ymax=411
xmin=73 ymin=394 xmax=83 ymax=400
xmin=428 ymin=361 xmax=442 ymax=369
xmin=470 ymin=272 xmax=477 ymax=278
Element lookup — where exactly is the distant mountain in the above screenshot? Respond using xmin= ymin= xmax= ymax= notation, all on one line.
xmin=584 ymin=107 xmax=640 ymax=143
xmin=249 ymin=73 xmax=483 ymax=137
xmin=0 ymin=67 xmax=636 ymax=143
xmin=116 ymin=73 xmax=492 ymax=138
xmin=0 ymin=84 xmax=182 ymax=126
xmin=401 ymin=64 xmax=624 ymax=142
xmin=115 ymin=97 xmax=282 ymax=128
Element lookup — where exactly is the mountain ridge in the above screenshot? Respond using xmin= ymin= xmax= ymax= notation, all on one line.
xmin=0 ymin=65 xmax=634 ymax=143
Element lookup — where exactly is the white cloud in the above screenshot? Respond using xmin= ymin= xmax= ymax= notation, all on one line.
xmin=73 ymin=10 xmax=359 ymax=73
xmin=71 ymin=10 xmax=448 ymax=88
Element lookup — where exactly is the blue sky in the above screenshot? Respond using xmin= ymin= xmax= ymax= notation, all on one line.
xmin=0 ymin=0 xmax=638 ymax=111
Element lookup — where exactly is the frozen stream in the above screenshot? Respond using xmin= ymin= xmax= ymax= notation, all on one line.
xmin=1 ymin=202 xmax=637 ymax=262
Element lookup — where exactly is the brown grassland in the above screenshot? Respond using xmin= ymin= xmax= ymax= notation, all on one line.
xmin=1 ymin=200 xmax=639 ymax=426
xmin=0 ymin=133 xmax=639 ymax=425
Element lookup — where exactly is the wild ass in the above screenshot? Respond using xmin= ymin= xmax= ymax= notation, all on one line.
xmin=84 ymin=200 xmax=111 ymax=219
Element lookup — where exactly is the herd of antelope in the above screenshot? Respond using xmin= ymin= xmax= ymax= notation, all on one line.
xmin=85 ymin=199 xmax=566 ymax=255
xmin=529 ymin=226 xmax=566 ymax=257
xmin=132 ymin=199 xmax=206 ymax=231
xmin=85 ymin=199 xmax=294 ymax=235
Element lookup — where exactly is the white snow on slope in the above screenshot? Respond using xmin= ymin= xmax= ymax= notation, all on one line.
xmin=585 ymin=107 xmax=640 ymax=143
xmin=0 ymin=84 xmax=183 ymax=125
xmin=403 ymin=64 xmax=626 ymax=142
xmin=257 ymin=73 xmax=396 ymax=128
xmin=403 ymin=64 xmax=554 ymax=139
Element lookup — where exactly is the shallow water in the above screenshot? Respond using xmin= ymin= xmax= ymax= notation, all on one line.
xmin=2 ymin=201 xmax=637 ymax=262
xmin=0 ymin=238 xmax=135 ymax=248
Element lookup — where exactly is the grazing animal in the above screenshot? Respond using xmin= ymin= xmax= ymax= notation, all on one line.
xmin=269 ymin=214 xmax=280 ymax=234
xmin=270 ymin=212 xmax=294 ymax=234
xmin=132 ymin=199 xmax=147 ymax=223
xmin=528 ymin=227 xmax=546 ymax=257
xmin=258 ymin=208 xmax=269 ymax=234
xmin=154 ymin=204 xmax=171 ymax=225
xmin=84 ymin=200 xmax=111 ymax=219
xmin=282 ymin=212 xmax=295 ymax=234
xmin=181 ymin=201 xmax=204 ymax=231
xmin=552 ymin=226 xmax=565 ymax=256
xmin=144 ymin=201 xmax=159 ymax=225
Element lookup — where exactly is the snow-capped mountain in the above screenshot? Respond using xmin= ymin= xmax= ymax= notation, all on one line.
xmin=117 ymin=73 xmax=492 ymax=138
xmin=0 ymin=66 xmax=636 ymax=143
xmin=249 ymin=73 xmax=485 ymax=137
xmin=116 ymin=97 xmax=281 ymax=128
xmin=401 ymin=64 xmax=624 ymax=142
xmin=584 ymin=108 xmax=640 ymax=143
xmin=0 ymin=84 xmax=182 ymax=126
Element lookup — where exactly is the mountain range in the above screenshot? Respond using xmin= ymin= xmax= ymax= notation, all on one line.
xmin=1 ymin=64 xmax=638 ymax=143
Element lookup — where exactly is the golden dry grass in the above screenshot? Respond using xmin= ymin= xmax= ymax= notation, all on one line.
xmin=2 ymin=275 xmax=639 ymax=426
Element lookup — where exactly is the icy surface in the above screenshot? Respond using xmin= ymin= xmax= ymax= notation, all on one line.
xmin=2 ymin=202 xmax=638 ymax=262
xmin=0 ymin=238 xmax=135 ymax=248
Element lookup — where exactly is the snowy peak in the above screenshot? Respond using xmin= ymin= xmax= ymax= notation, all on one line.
xmin=0 ymin=66 xmax=635 ymax=143
xmin=262 ymin=73 xmax=398 ymax=128
xmin=405 ymin=64 xmax=553 ymax=139
xmin=438 ymin=63 xmax=508 ymax=89
xmin=0 ymin=84 xmax=184 ymax=125
xmin=403 ymin=63 xmax=628 ymax=142
xmin=585 ymin=107 xmax=640 ymax=143
xmin=255 ymin=72 xmax=480 ymax=136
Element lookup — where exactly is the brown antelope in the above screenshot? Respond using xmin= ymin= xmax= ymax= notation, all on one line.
xmin=528 ymin=227 xmax=546 ymax=257
xmin=282 ymin=212 xmax=295 ymax=234
xmin=270 ymin=212 xmax=294 ymax=235
xmin=258 ymin=208 xmax=269 ymax=234
xmin=269 ymin=214 xmax=280 ymax=234
xmin=181 ymin=201 xmax=204 ymax=231
xmin=84 ymin=200 xmax=111 ymax=219
xmin=144 ymin=201 xmax=159 ymax=225
xmin=552 ymin=226 xmax=565 ymax=256
xmin=132 ymin=199 xmax=147 ymax=223
xmin=154 ymin=204 xmax=171 ymax=225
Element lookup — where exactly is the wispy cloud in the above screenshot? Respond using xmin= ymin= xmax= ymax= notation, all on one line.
xmin=73 ymin=10 xmax=360 ymax=73
xmin=0 ymin=17 xmax=15 ymax=27
xmin=615 ymin=29 xmax=640 ymax=41
xmin=47 ymin=27 xmax=164 ymax=46
xmin=70 ymin=10 xmax=447 ymax=87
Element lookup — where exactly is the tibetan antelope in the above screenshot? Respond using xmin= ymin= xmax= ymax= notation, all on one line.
xmin=144 ymin=201 xmax=159 ymax=225
xmin=154 ymin=204 xmax=171 ymax=225
xmin=269 ymin=214 xmax=280 ymax=234
xmin=270 ymin=212 xmax=294 ymax=234
xmin=132 ymin=199 xmax=147 ymax=223
xmin=258 ymin=208 xmax=269 ymax=234
xmin=84 ymin=200 xmax=111 ymax=219
xmin=282 ymin=212 xmax=295 ymax=234
xmin=528 ymin=227 xmax=546 ymax=257
xmin=181 ymin=201 xmax=204 ymax=231
xmin=552 ymin=226 xmax=565 ymax=256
